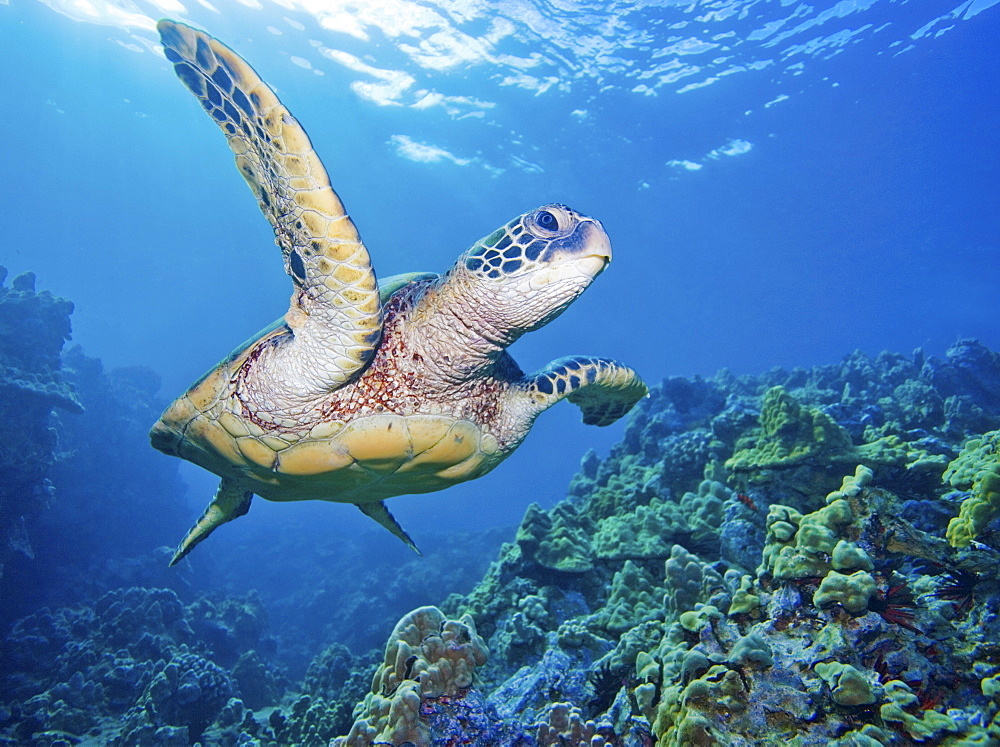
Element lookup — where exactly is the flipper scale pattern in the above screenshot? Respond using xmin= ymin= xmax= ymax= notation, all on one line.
xmin=158 ymin=19 xmax=381 ymax=389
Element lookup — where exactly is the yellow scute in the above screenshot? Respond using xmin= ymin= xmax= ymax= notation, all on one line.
xmin=217 ymin=410 xmax=249 ymax=438
xmin=480 ymin=433 xmax=499 ymax=455
xmin=396 ymin=420 xmax=481 ymax=475
xmin=308 ymin=420 xmax=344 ymax=440
xmin=236 ymin=436 xmax=277 ymax=469
xmin=261 ymin=435 xmax=292 ymax=452
xmin=182 ymin=416 xmax=245 ymax=468
xmin=187 ymin=367 xmax=228 ymax=411
xmin=156 ymin=394 xmax=199 ymax=433
xmin=341 ymin=415 xmax=413 ymax=472
xmin=405 ymin=416 xmax=454 ymax=454
xmin=277 ymin=440 xmax=354 ymax=476
xmin=436 ymin=452 xmax=488 ymax=481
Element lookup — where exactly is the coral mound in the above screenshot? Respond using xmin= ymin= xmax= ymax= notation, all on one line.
xmin=333 ymin=606 xmax=490 ymax=746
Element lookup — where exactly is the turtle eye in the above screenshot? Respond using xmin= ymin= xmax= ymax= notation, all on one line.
xmin=528 ymin=205 xmax=570 ymax=238
xmin=537 ymin=210 xmax=557 ymax=230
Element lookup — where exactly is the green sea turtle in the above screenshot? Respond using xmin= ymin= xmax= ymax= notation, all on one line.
xmin=151 ymin=19 xmax=648 ymax=566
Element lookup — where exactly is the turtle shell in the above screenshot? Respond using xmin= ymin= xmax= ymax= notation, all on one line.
xmin=150 ymin=321 xmax=504 ymax=506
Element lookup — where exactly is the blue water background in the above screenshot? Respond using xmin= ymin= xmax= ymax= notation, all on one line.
xmin=1 ymin=0 xmax=997 ymax=550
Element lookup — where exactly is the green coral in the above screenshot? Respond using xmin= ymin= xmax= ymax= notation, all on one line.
xmin=982 ymin=673 xmax=1000 ymax=740
xmin=826 ymin=464 xmax=874 ymax=501
xmin=727 ymin=632 xmax=773 ymax=668
xmin=726 ymin=386 xmax=854 ymax=473
xmin=664 ymin=544 xmax=727 ymax=619
xmin=726 ymin=388 xmax=945 ymax=498
xmin=333 ymin=606 xmax=487 ymax=747
xmin=591 ymin=497 xmax=683 ymax=559
xmin=761 ymin=467 xmax=873 ymax=581
xmin=582 ymin=454 xmax=661 ymax=520
xmin=677 ymin=480 xmax=728 ymax=546
xmin=677 ymin=604 xmax=721 ymax=633
xmin=943 ymin=430 xmax=1000 ymax=547
xmin=831 ymin=540 xmax=874 ymax=572
xmin=855 ymin=433 xmax=949 ymax=474
xmin=590 ymin=480 xmax=728 ymax=560
xmin=727 ymin=574 xmax=761 ymax=616
xmin=534 ymin=702 xmax=607 ymax=746
xmin=813 ymin=571 xmax=876 ymax=614
xmin=880 ymin=680 xmax=960 ymax=740
xmin=600 ymin=619 xmax=663 ymax=676
xmin=592 ymin=560 xmax=664 ymax=634
xmin=516 ymin=503 xmax=594 ymax=572
xmin=654 ymin=664 xmax=751 ymax=746
xmin=814 ymin=662 xmax=878 ymax=707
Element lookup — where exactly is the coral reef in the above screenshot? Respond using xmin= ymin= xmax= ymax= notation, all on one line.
xmin=3 ymin=277 xmax=1000 ymax=747
xmin=0 ymin=270 xmax=191 ymax=629
xmin=332 ymin=606 xmax=491 ymax=746
xmin=421 ymin=341 xmax=1000 ymax=743
xmin=0 ymin=268 xmax=81 ymax=582
xmin=0 ymin=586 xmax=284 ymax=744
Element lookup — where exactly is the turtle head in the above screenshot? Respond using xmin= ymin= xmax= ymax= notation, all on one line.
xmin=455 ymin=204 xmax=612 ymax=341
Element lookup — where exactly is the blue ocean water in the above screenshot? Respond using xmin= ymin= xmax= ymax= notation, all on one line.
xmin=1 ymin=0 xmax=999 ymax=742
xmin=2 ymin=0 xmax=997 ymax=540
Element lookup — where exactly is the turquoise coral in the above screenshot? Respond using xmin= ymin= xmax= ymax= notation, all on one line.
xmin=516 ymin=503 xmax=595 ymax=572
xmin=880 ymin=680 xmax=961 ymax=740
xmin=593 ymin=560 xmax=664 ymax=634
xmin=813 ymin=570 xmax=876 ymax=613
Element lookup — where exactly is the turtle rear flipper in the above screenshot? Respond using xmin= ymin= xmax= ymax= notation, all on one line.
xmin=520 ymin=356 xmax=648 ymax=426
xmin=157 ymin=20 xmax=381 ymax=397
xmin=170 ymin=479 xmax=253 ymax=566
xmin=357 ymin=500 xmax=422 ymax=555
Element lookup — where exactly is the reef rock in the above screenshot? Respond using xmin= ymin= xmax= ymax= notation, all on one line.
xmin=0 ymin=267 xmax=80 ymax=579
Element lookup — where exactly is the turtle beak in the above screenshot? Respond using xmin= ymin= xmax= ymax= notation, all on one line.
xmin=572 ymin=219 xmax=612 ymax=278
xmin=585 ymin=218 xmax=613 ymax=262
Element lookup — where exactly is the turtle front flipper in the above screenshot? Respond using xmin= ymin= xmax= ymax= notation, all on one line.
xmin=157 ymin=20 xmax=381 ymax=395
xmin=170 ymin=479 xmax=253 ymax=566
xmin=520 ymin=356 xmax=648 ymax=426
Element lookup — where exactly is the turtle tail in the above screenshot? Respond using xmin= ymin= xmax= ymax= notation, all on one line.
xmin=170 ymin=479 xmax=253 ymax=566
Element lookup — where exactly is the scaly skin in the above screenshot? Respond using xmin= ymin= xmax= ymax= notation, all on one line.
xmin=158 ymin=20 xmax=382 ymax=405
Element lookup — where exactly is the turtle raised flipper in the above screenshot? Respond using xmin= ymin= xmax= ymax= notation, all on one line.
xmin=157 ymin=20 xmax=381 ymax=396
xmin=170 ymin=479 xmax=253 ymax=566
xmin=521 ymin=356 xmax=648 ymax=426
